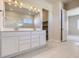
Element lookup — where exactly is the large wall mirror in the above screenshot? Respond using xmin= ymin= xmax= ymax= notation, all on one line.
xmin=5 ymin=2 xmax=34 ymax=29
xmin=4 ymin=0 xmax=41 ymax=31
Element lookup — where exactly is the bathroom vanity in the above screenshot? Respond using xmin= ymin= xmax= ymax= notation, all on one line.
xmin=0 ymin=0 xmax=46 ymax=58
xmin=0 ymin=31 xmax=46 ymax=57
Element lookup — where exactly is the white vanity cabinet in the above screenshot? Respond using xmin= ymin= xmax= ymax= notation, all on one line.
xmin=0 ymin=31 xmax=46 ymax=57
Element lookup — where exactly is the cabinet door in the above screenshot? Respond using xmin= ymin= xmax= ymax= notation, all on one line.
xmin=40 ymin=31 xmax=46 ymax=46
xmin=19 ymin=43 xmax=30 ymax=51
xmin=19 ymin=32 xmax=31 ymax=51
xmin=31 ymin=32 xmax=40 ymax=48
xmin=1 ymin=37 xmax=18 ymax=57
xmin=19 ymin=36 xmax=30 ymax=51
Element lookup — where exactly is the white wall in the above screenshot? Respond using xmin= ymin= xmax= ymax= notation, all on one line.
xmin=68 ymin=15 xmax=79 ymax=35
xmin=0 ymin=0 xmax=4 ymax=30
xmin=67 ymin=7 xmax=79 ymax=16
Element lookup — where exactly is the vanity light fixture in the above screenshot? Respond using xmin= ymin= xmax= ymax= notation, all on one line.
xmin=14 ymin=0 xmax=18 ymax=4
xmin=30 ymin=6 xmax=40 ymax=13
xmin=7 ymin=0 xmax=40 ymax=14
xmin=19 ymin=3 xmax=23 ymax=8
xmin=8 ymin=0 xmax=23 ymax=8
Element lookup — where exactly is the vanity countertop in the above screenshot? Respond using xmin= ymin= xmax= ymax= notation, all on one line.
xmin=0 ymin=28 xmax=44 ymax=32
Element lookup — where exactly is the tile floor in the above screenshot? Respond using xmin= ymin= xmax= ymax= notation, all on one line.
xmin=15 ymin=41 xmax=79 ymax=58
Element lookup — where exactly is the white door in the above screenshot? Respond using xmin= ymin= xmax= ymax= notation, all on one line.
xmin=1 ymin=37 xmax=18 ymax=57
xmin=62 ymin=9 xmax=67 ymax=42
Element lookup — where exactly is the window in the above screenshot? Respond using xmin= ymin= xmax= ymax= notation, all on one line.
xmin=23 ymin=18 xmax=33 ymax=24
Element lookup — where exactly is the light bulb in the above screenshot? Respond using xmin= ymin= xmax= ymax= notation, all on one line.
xmin=34 ymin=8 xmax=37 ymax=11
xmin=8 ymin=2 xmax=11 ymax=5
xmin=20 ymin=3 xmax=23 ymax=6
xmin=19 ymin=3 xmax=23 ymax=8
xmin=8 ymin=0 xmax=12 ymax=2
xmin=15 ymin=0 xmax=18 ymax=4
xmin=38 ymin=9 xmax=40 ymax=12
xmin=30 ymin=6 xmax=33 ymax=10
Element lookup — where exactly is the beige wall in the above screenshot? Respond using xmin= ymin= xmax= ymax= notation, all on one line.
xmin=68 ymin=15 xmax=79 ymax=35
xmin=64 ymin=0 xmax=79 ymax=10
xmin=21 ymin=0 xmax=53 ymax=40
xmin=52 ymin=0 xmax=63 ymax=42
xmin=2 ymin=0 xmax=63 ymax=42
xmin=4 ymin=0 xmax=53 ymax=40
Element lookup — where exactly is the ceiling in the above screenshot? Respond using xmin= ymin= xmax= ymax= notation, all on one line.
xmin=46 ymin=0 xmax=73 ymax=3
xmin=62 ymin=0 xmax=73 ymax=3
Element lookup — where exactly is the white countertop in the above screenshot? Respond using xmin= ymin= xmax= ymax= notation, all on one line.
xmin=0 ymin=28 xmax=43 ymax=32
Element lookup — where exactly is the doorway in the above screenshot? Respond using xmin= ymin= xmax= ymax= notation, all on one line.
xmin=61 ymin=9 xmax=68 ymax=42
xmin=67 ymin=8 xmax=79 ymax=42
xmin=42 ymin=9 xmax=49 ymax=41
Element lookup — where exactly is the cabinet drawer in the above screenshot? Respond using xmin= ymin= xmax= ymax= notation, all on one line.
xmin=19 ymin=44 xmax=30 ymax=51
xmin=19 ymin=40 xmax=30 ymax=44
xmin=32 ymin=32 xmax=39 ymax=35
xmin=16 ymin=32 xmax=26 ymax=36
xmin=31 ymin=42 xmax=39 ymax=48
xmin=31 ymin=37 xmax=39 ymax=39
xmin=40 ymin=42 xmax=46 ymax=46
xmin=1 ymin=32 xmax=17 ymax=37
xmin=26 ymin=32 xmax=31 ymax=35
xmin=31 ymin=38 xmax=39 ymax=42
xmin=40 ymin=39 xmax=46 ymax=46
xmin=19 ymin=39 xmax=30 ymax=41
xmin=40 ymin=39 xmax=46 ymax=43
xmin=19 ymin=37 xmax=30 ymax=41
xmin=40 ymin=31 xmax=46 ymax=35
xmin=40 ymin=36 xmax=46 ymax=40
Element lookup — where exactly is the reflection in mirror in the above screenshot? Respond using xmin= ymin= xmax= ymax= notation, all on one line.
xmin=5 ymin=2 xmax=34 ymax=29
xmin=4 ymin=0 xmax=41 ymax=31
